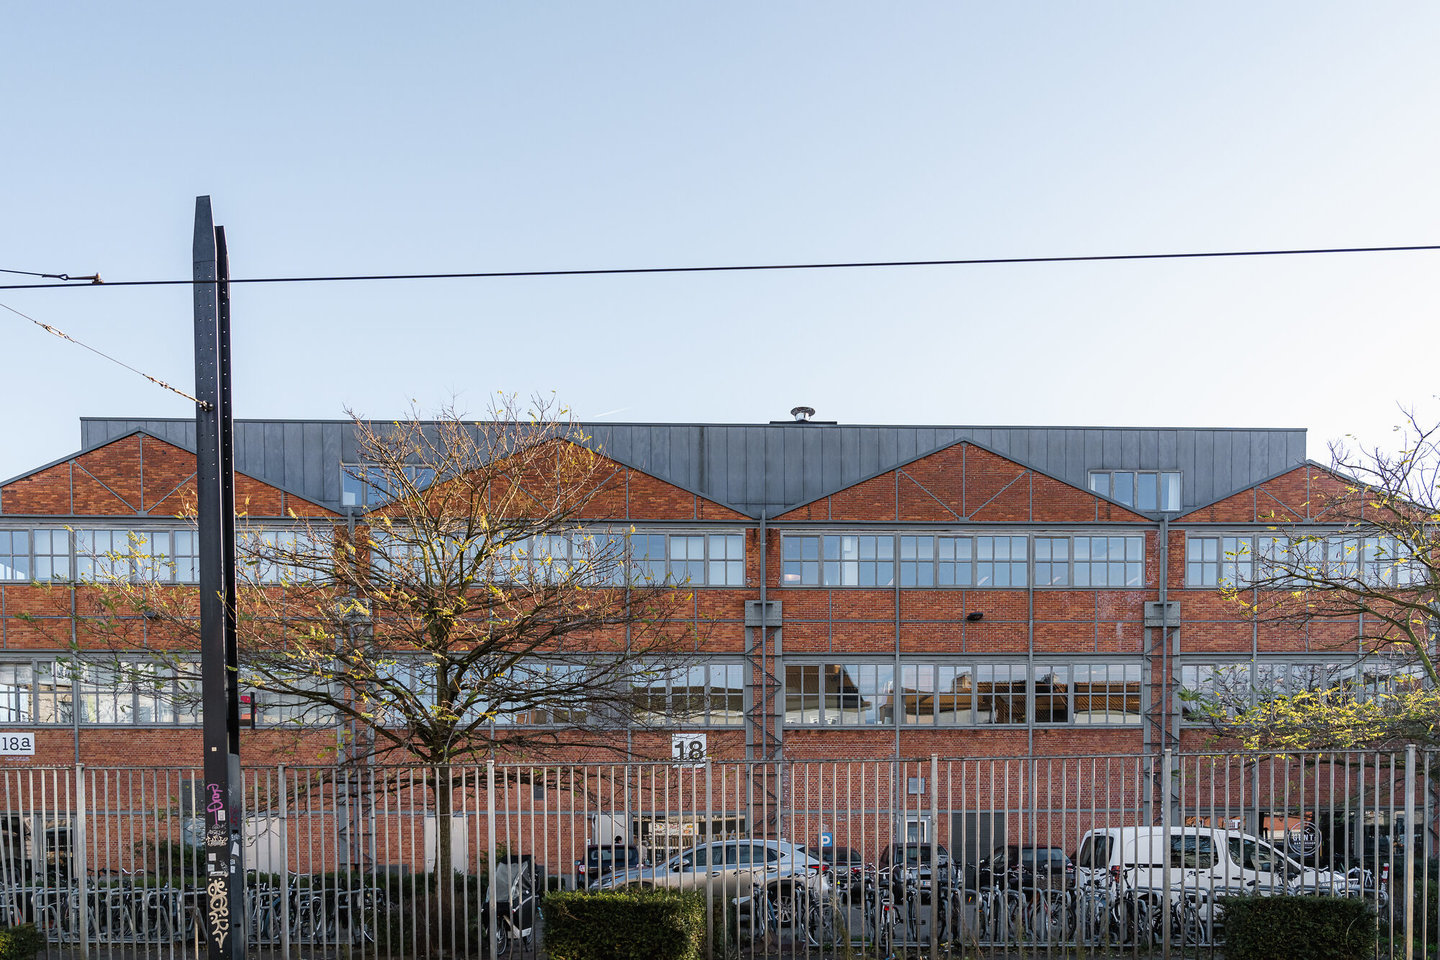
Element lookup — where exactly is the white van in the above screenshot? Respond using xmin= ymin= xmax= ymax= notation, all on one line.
xmin=1074 ymin=826 xmax=1353 ymax=900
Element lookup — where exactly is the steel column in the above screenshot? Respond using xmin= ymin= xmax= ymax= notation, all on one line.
xmin=193 ymin=196 xmax=246 ymax=960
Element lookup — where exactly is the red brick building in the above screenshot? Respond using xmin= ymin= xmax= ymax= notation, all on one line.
xmin=0 ymin=413 xmax=1370 ymax=775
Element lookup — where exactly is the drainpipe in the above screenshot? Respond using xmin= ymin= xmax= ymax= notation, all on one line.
xmin=1158 ymin=515 xmax=1170 ymax=755
xmin=758 ymin=511 xmax=767 ymax=761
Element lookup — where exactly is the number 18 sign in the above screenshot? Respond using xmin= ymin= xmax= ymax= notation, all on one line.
xmin=0 ymin=734 xmax=34 ymax=756
xmin=671 ymin=733 xmax=707 ymax=766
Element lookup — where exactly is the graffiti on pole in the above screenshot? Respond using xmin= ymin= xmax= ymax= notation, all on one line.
xmin=204 ymin=782 xmax=232 ymax=950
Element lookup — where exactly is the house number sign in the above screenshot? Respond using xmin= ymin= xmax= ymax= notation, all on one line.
xmin=0 ymin=734 xmax=35 ymax=756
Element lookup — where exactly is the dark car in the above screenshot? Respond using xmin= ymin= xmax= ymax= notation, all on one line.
xmin=576 ymin=843 xmax=644 ymax=888
xmin=801 ymin=845 xmax=869 ymax=897
xmin=878 ymin=843 xmax=953 ymax=900
xmin=972 ymin=845 xmax=1076 ymax=889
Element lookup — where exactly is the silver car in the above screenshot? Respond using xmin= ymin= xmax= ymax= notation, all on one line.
xmin=595 ymin=838 xmax=832 ymax=918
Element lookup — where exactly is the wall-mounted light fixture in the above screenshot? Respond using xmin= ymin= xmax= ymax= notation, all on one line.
xmin=965 ymin=611 xmax=984 ymax=622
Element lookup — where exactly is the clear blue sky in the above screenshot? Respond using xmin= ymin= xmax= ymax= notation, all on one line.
xmin=3 ymin=3 xmax=1438 ymax=483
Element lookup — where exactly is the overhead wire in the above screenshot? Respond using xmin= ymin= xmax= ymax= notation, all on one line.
xmin=0 ymin=300 xmax=205 ymax=407
xmin=0 ymin=267 xmax=102 ymax=283
xmin=1 ymin=242 xmax=1439 ymax=291
xmin=3 ymin=240 xmax=1438 ymax=406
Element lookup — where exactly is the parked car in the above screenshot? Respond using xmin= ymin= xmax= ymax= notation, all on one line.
xmin=595 ymin=838 xmax=832 ymax=910
xmin=970 ymin=845 xmax=1076 ymax=889
xmin=877 ymin=843 xmax=953 ymax=900
xmin=1073 ymin=826 xmax=1355 ymax=902
xmin=574 ymin=844 xmax=644 ymax=889
xmin=800 ymin=845 xmax=869 ymax=898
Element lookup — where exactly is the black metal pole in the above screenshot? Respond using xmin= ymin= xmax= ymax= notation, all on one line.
xmin=193 ymin=196 xmax=246 ymax=960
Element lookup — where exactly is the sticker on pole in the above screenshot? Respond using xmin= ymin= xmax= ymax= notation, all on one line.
xmin=0 ymin=734 xmax=34 ymax=756
xmin=671 ymin=733 xmax=707 ymax=767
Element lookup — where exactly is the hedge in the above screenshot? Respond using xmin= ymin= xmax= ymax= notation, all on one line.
xmin=543 ymin=888 xmax=705 ymax=960
xmin=1220 ymin=894 xmax=1375 ymax=960
xmin=0 ymin=924 xmax=44 ymax=960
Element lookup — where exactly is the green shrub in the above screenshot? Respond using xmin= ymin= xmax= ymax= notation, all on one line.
xmin=0 ymin=924 xmax=45 ymax=960
xmin=1415 ymin=879 xmax=1439 ymax=939
xmin=544 ymin=888 xmax=705 ymax=960
xmin=1221 ymin=894 xmax=1375 ymax=960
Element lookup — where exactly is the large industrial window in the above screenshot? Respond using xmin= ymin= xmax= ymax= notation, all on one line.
xmin=375 ymin=528 xmax=744 ymax=588
xmin=900 ymin=663 xmax=979 ymax=725
xmin=791 ymin=533 xmax=1144 ymax=589
xmin=6 ymin=528 xmax=201 ymax=584
xmin=341 ymin=463 xmax=437 ymax=509
xmin=1175 ymin=659 xmax=1403 ymax=724
xmin=238 ymin=528 xmax=322 ymax=584
xmin=1185 ymin=534 xmax=1420 ymax=589
xmin=1071 ymin=536 xmax=1144 ymax=587
xmin=1034 ymin=663 xmax=1143 ymax=724
xmin=0 ymin=658 xmax=201 ymax=726
xmin=630 ymin=662 xmax=746 ymax=726
xmin=782 ymin=535 xmax=894 ymax=586
xmin=74 ymin=529 xmax=138 ymax=582
xmin=625 ymin=532 xmax=746 ymax=587
xmin=784 ymin=662 xmax=895 ymax=726
xmin=784 ymin=659 xmax=1143 ymax=727
xmin=1089 ymin=471 xmax=1182 ymax=511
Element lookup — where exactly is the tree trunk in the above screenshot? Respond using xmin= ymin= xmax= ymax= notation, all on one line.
xmin=434 ymin=763 xmax=455 ymax=954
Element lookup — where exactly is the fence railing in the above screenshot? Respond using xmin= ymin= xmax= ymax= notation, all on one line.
xmin=0 ymin=749 xmax=1434 ymax=959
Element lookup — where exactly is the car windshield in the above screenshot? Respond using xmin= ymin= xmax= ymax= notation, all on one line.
xmin=1021 ymin=849 xmax=1069 ymax=864
xmin=901 ymin=845 xmax=946 ymax=864
xmin=1229 ymin=838 xmax=1303 ymax=873
xmin=590 ymin=847 xmax=630 ymax=866
xmin=1075 ymin=836 xmax=1111 ymax=868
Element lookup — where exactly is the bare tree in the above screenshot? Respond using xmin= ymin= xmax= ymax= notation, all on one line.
xmin=51 ymin=397 xmax=707 ymax=885
xmin=1185 ymin=407 xmax=1440 ymax=751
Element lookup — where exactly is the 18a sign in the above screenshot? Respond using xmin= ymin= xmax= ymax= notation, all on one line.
xmin=0 ymin=734 xmax=35 ymax=756
xmin=671 ymin=733 xmax=707 ymax=765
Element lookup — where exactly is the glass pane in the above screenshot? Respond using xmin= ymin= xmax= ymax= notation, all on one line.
xmin=976 ymin=665 xmax=1027 ymax=724
xmin=1112 ymin=472 xmax=1135 ymax=506
xmin=1136 ymin=475 xmax=1158 ymax=511
xmin=1161 ymin=473 xmax=1182 ymax=510
xmin=1035 ymin=665 xmax=1068 ymax=722
xmin=901 ymin=665 xmax=933 ymax=725
xmin=934 ymin=666 xmax=972 ymax=723
xmin=784 ymin=665 xmax=820 ymax=724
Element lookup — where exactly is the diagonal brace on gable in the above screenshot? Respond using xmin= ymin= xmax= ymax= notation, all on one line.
xmin=1258 ymin=485 xmax=1306 ymax=521
xmin=74 ymin=461 xmax=140 ymax=514
xmin=968 ymin=468 xmax=1030 ymax=519
xmin=145 ymin=471 xmax=200 ymax=516
xmin=896 ymin=468 xmax=966 ymax=520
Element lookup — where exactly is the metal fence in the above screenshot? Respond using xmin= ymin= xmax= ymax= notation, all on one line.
xmin=0 ymin=749 xmax=1434 ymax=959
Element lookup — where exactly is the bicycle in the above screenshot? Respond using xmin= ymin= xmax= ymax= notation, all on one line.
xmin=1016 ymin=884 xmax=1073 ymax=944
xmin=964 ymin=883 xmax=1023 ymax=946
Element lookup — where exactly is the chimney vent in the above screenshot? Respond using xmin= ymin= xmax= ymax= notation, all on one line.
xmin=790 ymin=406 xmax=816 ymax=422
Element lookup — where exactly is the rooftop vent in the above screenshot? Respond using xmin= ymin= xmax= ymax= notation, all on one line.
xmin=770 ymin=406 xmax=835 ymax=425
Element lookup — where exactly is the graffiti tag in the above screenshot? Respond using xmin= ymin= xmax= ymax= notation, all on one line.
xmin=206 ymin=875 xmax=230 ymax=951
xmin=206 ymin=782 xmax=227 ymax=823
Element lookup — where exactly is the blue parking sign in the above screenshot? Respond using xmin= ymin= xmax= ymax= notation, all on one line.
xmin=819 ymin=832 xmax=834 ymax=848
